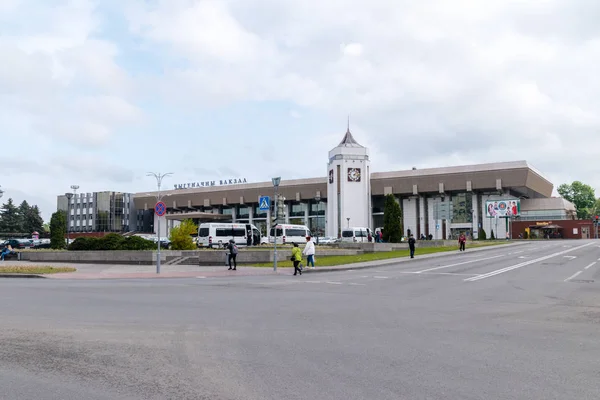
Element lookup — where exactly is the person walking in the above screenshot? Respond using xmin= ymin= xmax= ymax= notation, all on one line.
xmin=302 ymin=236 xmax=316 ymax=269
xmin=458 ymin=232 xmax=466 ymax=252
xmin=227 ymin=239 xmax=238 ymax=270
xmin=408 ymin=234 xmax=416 ymax=258
xmin=291 ymin=243 xmax=302 ymax=275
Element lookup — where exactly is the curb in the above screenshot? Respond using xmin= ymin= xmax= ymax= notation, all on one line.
xmin=301 ymin=242 xmax=527 ymax=274
xmin=0 ymin=274 xmax=47 ymax=279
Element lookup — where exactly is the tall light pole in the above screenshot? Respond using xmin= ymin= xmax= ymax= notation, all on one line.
xmin=65 ymin=192 xmax=73 ymax=246
xmin=315 ymin=194 xmax=321 ymax=245
xmin=347 ymin=217 xmax=350 ymax=228
xmin=272 ymin=177 xmax=281 ymax=272
xmin=147 ymin=172 xmax=173 ymax=274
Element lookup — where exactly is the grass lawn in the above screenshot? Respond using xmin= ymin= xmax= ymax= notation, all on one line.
xmin=0 ymin=266 xmax=77 ymax=274
xmin=252 ymin=242 xmax=507 ymax=268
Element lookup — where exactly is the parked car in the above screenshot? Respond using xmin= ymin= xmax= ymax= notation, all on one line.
xmin=2 ymin=239 xmax=33 ymax=250
xmin=317 ymin=236 xmax=338 ymax=244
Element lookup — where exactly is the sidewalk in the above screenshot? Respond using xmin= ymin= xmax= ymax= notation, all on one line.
xmin=0 ymin=242 xmax=522 ymax=279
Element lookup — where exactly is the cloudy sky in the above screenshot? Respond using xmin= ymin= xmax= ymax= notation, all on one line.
xmin=2 ymin=0 xmax=600 ymax=221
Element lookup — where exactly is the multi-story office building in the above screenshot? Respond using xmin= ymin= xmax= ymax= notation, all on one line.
xmin=57 ymin=191 xmax=136 ymax=234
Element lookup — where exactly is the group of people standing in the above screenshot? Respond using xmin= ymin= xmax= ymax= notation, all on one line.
xmin=407 ymin=232 xmax=468 ymax=259
xmin=225 ymin=236 xmax=317 ymax=275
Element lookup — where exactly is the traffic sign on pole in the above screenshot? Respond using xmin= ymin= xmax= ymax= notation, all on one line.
xmin=259 ymin=196 xmax=270 ymax=211
xmin=155 ymin=201 xmax=166 ymax=216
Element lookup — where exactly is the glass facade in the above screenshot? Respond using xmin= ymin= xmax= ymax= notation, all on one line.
xmin=451 ymin=193 xmax=473 ymax=223
xmin=237 ymin=206 xmax=250 ymax=219
xmin=289 ymin=202 xmax=306 ymax=217
xmin=59 ymin=192 xmax=134 ymax=233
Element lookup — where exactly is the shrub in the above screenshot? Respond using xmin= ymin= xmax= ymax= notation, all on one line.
xmin=169 ymin=219 xmax=198 ymax=250
xmin=68 ymin=234 xmax=155 ymax=251
xmin=122 ymin=236 xmax=156 ymax=250
xmin=478 ymin=228 xmax=487 ymax=240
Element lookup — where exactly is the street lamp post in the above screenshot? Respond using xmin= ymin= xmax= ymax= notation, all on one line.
xmin=65 ymin=192 xmax=73 ymax=246
xmin=272 ymin=177 xmax=281 ymax=272
xmin=315 ymin=194 xmax=321 ymax=245
xmin=347 ymin=217 xmax=350 ymax=228
xmin=147 ymin=172 xmax=173 ymax=274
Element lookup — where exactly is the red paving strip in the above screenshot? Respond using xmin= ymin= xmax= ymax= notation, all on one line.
xmin=46 ymin=269 xmax=287 ymax=280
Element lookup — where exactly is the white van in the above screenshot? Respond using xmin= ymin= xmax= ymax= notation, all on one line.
xmin=341 ymin=227 xmax=373 ymax=243
xmin=197 ymin=223 xmax=261 ymax=248
xmin=269 ymin=224 xmax=312 ymax=245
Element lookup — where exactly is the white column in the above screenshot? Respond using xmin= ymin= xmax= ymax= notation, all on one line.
xmin=419 ymin=196 xmax=426 ymax=237
xmin=472 ymin=194 xmax=479 ymax=239
xmin=304 ymin=202 xmax=309 ymax=226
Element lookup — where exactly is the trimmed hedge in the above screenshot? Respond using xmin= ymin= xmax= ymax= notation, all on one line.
xmin=68 ymin=234 xmax=156 ymax=251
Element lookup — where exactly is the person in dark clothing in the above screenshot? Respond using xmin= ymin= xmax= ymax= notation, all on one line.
xmin=227 ymin=239 xmax=238 ymax=270
xmin=458 ymin=233 xmax=466 ymax=251
xmin=408 ymin=234 xmax=416 ymax=258
xmin=246 ymin=232 xmax=252 ymax=247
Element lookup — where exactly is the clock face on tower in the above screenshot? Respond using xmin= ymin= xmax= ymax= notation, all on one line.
xmin=347 ymin=168 xmax=361 ymax=182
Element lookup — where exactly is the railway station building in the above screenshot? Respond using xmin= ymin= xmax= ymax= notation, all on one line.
xmin=132 ymin=128 xmax=575 ymax=240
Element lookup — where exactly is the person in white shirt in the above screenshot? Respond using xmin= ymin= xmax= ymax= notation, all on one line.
xmin=302 ymin=236 xmax=316 ymax=268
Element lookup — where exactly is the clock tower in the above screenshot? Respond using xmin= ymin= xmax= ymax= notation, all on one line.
xmin=326 ymin=125 xmax=371 ymax=237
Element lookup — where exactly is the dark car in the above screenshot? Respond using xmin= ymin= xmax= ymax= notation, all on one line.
xmin=2 ymin=239 xmax=33 ymax=250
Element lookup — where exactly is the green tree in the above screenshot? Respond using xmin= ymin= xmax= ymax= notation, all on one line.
xmin=558 ymin=181 xmax=596 ymax=219
xmin=19 ymin=202 xmax=44 ymax=234
xmin=0 ymin=198 xmax=22 ymax=233
xmin=383 ymin=194 xmax=403 ymax=243
xmin=586 ymin=198 xmax=600 ymax=219
xmin=18 ymin=200 xmax=30 ymax=231
xmin=50 ymin=210 xmax=67 ymax=249
xmin=169 ymin=219 xmax=198 ymax=250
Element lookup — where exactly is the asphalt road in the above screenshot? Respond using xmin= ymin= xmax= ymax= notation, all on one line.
xmin=1 ymin=240 xmax=600 ymax=399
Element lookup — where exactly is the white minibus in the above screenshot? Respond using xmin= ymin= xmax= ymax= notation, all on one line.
xmin=269 ymin=224 xmax=312 ymax=245
xmin=197 ymin=223 xmax=261 ymax=248
xmin=340 ymin=227 xmax=373 ymax=243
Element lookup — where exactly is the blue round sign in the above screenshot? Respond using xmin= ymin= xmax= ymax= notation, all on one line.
xmin=155 ymin=201 xmax=166 ymax=217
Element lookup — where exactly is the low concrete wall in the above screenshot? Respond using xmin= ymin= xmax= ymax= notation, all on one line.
xmin=19 ymin=248 xmax=363 ymax=265
xmin=337 ymin=240 xmax=460 ymax=252
xmin=21 ymin=251 xmax=156 ymax=265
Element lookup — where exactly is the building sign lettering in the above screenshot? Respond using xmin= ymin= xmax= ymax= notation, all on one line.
xmin=173 ymin=178 xmax=248 ymax=190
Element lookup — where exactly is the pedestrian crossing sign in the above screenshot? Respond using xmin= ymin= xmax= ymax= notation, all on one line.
xmin=259 ymin=196 xmax=270 ymax=211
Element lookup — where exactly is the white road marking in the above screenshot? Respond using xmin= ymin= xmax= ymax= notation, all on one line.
xmin=415 ymin=254 xmax=505 ymax=273
xmin=564 ymin=256 xmax=577 ymax=260
xmin=397 ymin=271 xmax=479 ymax=276
xmin=348 ymin=283 xmax=367 ymax=286
xmin=585 ymin=262 xmax=596 ymax=270
xmin=373 ymin=276 xmax=389 ymax=279
xmin=465 ymin=242 xmax=595 ymax=282
xmin=565 ymin=271 xmax=583 ymax=282
xmin=518 ymin=256 xmax=527 ymax=259
xmin=196 ymin=276 xmax=207 ymax=279
xmin=304 ymin=281 xmax=322 ymax=284
xmin=326 ymin=281 xmax=343 ymax=285
xmin=360 ymin=276 xmax=369 ymax=278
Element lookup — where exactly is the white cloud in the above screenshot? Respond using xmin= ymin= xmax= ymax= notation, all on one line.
xmin=4 ymin=0 xmax=600 ymax=220
xmin=341 ymin=43 xmax=363 ymax=57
